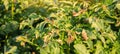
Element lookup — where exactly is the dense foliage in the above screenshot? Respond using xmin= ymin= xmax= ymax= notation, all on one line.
xmin=0 ymin=0 xmax=120 ymax=54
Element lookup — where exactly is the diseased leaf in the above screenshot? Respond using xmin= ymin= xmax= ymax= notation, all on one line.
xmin=73 ymin=9 xmax=86 ymax=16
xmin=1 ymin=0 xmax=120 ymax=54
xmin=66 ymin=35 xmax=75 ymax=45
xmin=82 ymin=29 xmax=88 ymax=41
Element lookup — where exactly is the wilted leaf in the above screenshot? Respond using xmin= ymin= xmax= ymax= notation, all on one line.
xmin=82 ymin=29 xmax=88 ymax=41
xmin=43 ymin=35 xmax=50 ymax=43
xmin=115 ymin=21 xmax=120 ymax=27
xmin=32 ymin=52 xmax=35 ymax=54
xmin=66 ymin=35 xmax=75 ymax=45
xmin=1 ymin=0 xmax=120 ymax=54
xmin=73 ymin=9 xmax=86 ymax=16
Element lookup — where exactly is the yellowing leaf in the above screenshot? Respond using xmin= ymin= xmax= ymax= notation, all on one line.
xmin=16 ymin=36 xmax=27 ymax=41
xmin=20 ymin=41 xmax=25 ymax=47
xmin=116 ymin=22 xmax=120 ymax=27
xmin=35 ymin=30 xmax=40 ymax=39
xmin=116 ymin=3 xmax=120 ymax=10
xmin=43 ymin=35 xmax=50 ymax=43
xmin=102 ymin=5 xmax=110 ymax=15
xmin=65 ymin=23 xmax=71 ymax=28
xmin=3 ymin=0 xmax=9 ymax=10
xmin=59 ymin=1 xmax=72 ymax=5
xmin=56 ymin=39 xmax=63 ymax=45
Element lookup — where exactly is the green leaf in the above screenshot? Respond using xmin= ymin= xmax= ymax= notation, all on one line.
xmin=19 ymin=20 xmax=29 ymax=29
xmin=94 ymin=41 xmax=104 ymax=54
xmin=5 ymin=46 xmax=17 ymax=54
xmin=74 ymin=44 xmax=89 ymax=54
xmin=53 ymin=47 xmax=60 ymax=54
xmin=40 ymin=48 xmax=48 ymax=54
xmin=116 ymin=3 xmax=120 ymax=10
xmin=28 ymin=13 xmax=38 ymax=19
xmin=0 ymin=21 xmax=18 ymax=34
xmin=3 ymin=0 xmax=9 ymax=10
xmin=91 ymin=19 xmax=105 ymax=31
xmin=36 ymin=21 xmax=47 ymax=32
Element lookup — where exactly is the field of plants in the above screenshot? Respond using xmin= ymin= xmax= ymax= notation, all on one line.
xmin=0 ymin=0 xmax=120 ymax=54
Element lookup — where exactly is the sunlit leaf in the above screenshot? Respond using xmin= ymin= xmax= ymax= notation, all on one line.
xmin=5 ymin=46 xmax=17 ymax=54
xmin=94 ymin=41 xmax=104 ymax=54
xmin=74 ymin=44 xmax=89 ymax=54
xmin=116 ymin=2 xmax=120 ymax=10
xmin=3 ymin=0 xmax=9 ymax=10
xmin=1 ymin=0 xmax=120 ymax=54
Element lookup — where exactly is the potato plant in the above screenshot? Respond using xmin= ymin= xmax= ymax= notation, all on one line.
xmin=0 ymin=0 xmax=120 ymax=54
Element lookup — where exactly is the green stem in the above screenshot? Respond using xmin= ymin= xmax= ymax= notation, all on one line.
xmin=11 ymin=0 xmax=14 ymax=19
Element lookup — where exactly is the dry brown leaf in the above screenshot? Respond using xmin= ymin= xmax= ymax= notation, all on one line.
xmin=73 ymin=11 xmax=79 ymax=16
xmin=56 ymin=39 xmax=63 ymax=45
xmin=82 ymin=29 xmax=88 ymax=41
xmin=45 ymin=18 xmax=54 ymax=24
xmin=32 ymin=52 xmax=35 ymax=54
xmin=73 ymin=9 xmax=86 ymax=16
xmin=20 ymin=41 xmax=25 ymax=47
xmin=116 ymin=22 xmax=120 ymax=27
xmin=66 ymin=35 xmax=75 ymax=45
xmin=43 ymin=35 xmax=49 ymax=43
xmin=102 ymin=5 xmax=107 ymax=10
